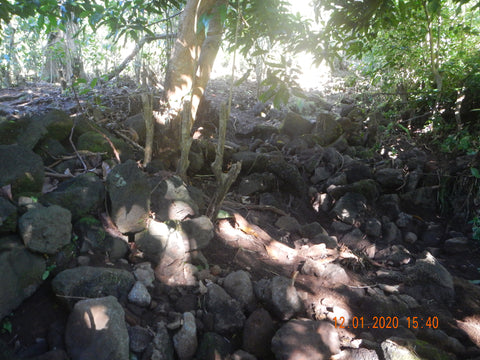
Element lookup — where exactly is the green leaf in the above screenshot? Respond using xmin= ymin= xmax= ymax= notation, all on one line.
xmin=216 ymin=209 xmax=233 ymax=219
xmin=90 ymin=77 xmax=98 ymax=88
xmin=471 ymin=167 xmax=480 ymax=179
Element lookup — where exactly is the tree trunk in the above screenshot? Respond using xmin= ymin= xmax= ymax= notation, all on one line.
xmin=164 ymin=0 xmax=226 ymax=122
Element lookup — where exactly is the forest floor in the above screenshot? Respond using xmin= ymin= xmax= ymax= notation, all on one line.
xmin=1 ymin=74 xmax=480 ymax=360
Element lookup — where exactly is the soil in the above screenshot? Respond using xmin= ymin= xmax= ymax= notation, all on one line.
xmin=1 ymin=76 xmax=480 ymax=359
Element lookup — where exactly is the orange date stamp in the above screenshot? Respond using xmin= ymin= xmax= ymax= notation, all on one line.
xmin=334 ymin=316 xmax=439 ymax=330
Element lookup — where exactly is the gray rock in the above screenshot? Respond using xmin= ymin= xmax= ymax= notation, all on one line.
xmin=378 ymin=194 xmax=401 ymax=220
xmin=281 ymin=112 xmax=313 ymax=137
xmin=339 ymin=348 xmax=379 ymax=360
xmin=242 ymin=308 xmax=275 ymax=358
xmin=196 ymin=332 xmax=232 ymax=360
xmin=206 ymin=283 xmax=246 ymax=335
xmin=106 ymin=160 xmax=150 ymax=233
xmin=42 ymin=109 xmax=73 ymax=141
xmin=150 ymin=176 xmax=198 ymax=221
xmin=312 ymin=234 xmax=338 ymax=248
xmin=311 ymin=167 xmax=332 ymax=184
xmin=444 ymin=237 xmax=469 ymax=254
xmin=128 ymin=281 xmax=151 ymax=307
xmin=41 ymin=173 xmax=105 ymax=221
xmin=381 ymin=337 xmax=450 ymax=360
xmin=300 ymin=222 xmax=327 ymax=238
xmin=73 ymin=216 xmax=106 ymax=253
xmin=238 ymin=172 xmax=276 ymax=196
xmin=404 ymin=232 xmax=418 ymax=244
xmin=0 ymin=115 xmax=46 ymax=149
xmin=173 ymin=312 xmax=197 ymax=360
xmin=343 ymin=161 xmax=373 ymax=183
xmin=271 ymin=319 xmax=340 ymax=360
xmin=400 ymin=187 xmax=438 ymax=214
xmin=301 ymin=260 xmax=350 ymax=284
xmin=231 ymin=152 xmax=269 ymax=175
xmin=0 ymin=236 xmax=45 ymax=320
xmin=128 ymin=325 xmax=152 ymax=353
xmin=267 ymin=159 xmax=306 ymax=197
xmin=223 ymin=270 xmax=255 ymax=311
xmin=375 ymin=168 xmax=404 ymax=191
xmin=365 ymin=218 xmax=382 ymax=238
xmin=181 ymin=216 xmax=214 ymax=250
xmin=104 ymin=235 xmax=129 ymax=261
xmin=421 ymin=223 xmax=444 ymax=247
xmin=0 ymin=197 xmax=17 ymax=233
xmin=52 ymin=266 xmax=134 ymax=307
xmin=0 ymin=144 xmax=44 ymax=197
xmin=133 ymin=262 xmax=155 ymax=288
xmin=314 ymin=112 xmax=343 ymax=146
xmin=417 ymin=328 xmax=466 ymax=355
xmin=151 ymin=322 xmax=175 ymax=360
xmin=19 ymin=205 xmax=72 ymax=254
xmin=271 ymin=276 xmax=303 ymax=320
xmin=275 ymin=215 xmax=300 ymax=232
xmin=406 ymin=251 xmax=454 ymax=305
xmin=382 ymin=222 xmax=402 ymax=243
xmin=332 ymin=192 xmax=367 ymax=225
xmin=135 ymin=220 xmax=170 ymax=264
xmin=396 ymin=212 xmax=413 ymax=228
xmin=65 ymin=296 xmax=129 ymax=360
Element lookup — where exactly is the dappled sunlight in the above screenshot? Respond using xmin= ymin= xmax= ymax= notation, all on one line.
xmin=83 ymin=305 xmax=109 ymax=330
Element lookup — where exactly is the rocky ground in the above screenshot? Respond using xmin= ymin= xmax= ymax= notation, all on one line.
xmin=1 ymin=77 xmax=480 ymax=360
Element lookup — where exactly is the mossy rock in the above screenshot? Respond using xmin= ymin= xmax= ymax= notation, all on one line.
xmin=77 ymin=131 xmax=133 ymax=161
xmin=0 ymin=116 xmax=47 ymax=149
xmin=41 ymin=109 xmax=73 ymax=141
xmin=0 ymin=197 xmax=17 ymax=234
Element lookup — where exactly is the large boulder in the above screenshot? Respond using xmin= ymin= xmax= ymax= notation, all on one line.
xmin=0 ymin=115 xmax=46 ymax=149
xmin=0 ymin=144 xmax=44 ymax=197
xmin=181 ymin=216 xmax=214 ymax=250
xmin=77 ymin=131 xmax=132 ymax=161
xmin=281 ymin=112 xmax=313 ymax=137
xmin=314 ymin=112 xmax=343 ymax=146
xmin=331 ymin=192 xmax=367 ymax=225
xmin=150 ymin=175 xmax=198 ymax=221
xmin=106 ymin=160 xmax=150 ymax=234
xmin=18 ymin=204 xmax=72 ymax=254
xmin=0 ymin=236 xmax=46 ymax=320
xmin=65 ymin=296 xmax=129 ymax=360
xmin=41 ymin=173 xmax=105 ymax=221
xmin=41 ymin=109 xmax=73 ymax=142
xmin=52 ymin=266 xmax=135 ymax=307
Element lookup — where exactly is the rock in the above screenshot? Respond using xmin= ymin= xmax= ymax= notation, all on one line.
xmin=0 ymin=144 xmax=44 ymax=197
xmin=231 ymin=152 xmax=269 ymax=174
xmin=314 ymin=112 xmax=343 ymax=146
xmin=238 ymin=172 xmax=276 ymax=195
xmin=400 ymin=187 xmax=438 ymax=214
xmin=52 ymin=266 xmax=135 ymax=307
xmin=382 ymin=222 xmax=402 ymax=243
xmin=312 ymin=234 xmax=338 ymax=248
xmin=421 ymin=223 xmax=444 ymax=247
xmin=336 ymin=348 xmax=379 ymax=360
xmin=150 ymin=176 xmax=198 ymax=221
xmin=396 ymin=212 xmax=413 ymax=228
xmin=270 ymin=276 xmax=303 ymax=320
xmin=206 ymin=283 xmax=246 ymax=335
xmin=375 ymin=245 xmax=412 ymax=266
xmin=404 ymin=232 xmax=418 ymax=244
xmin=106 ymin=160 xmax=150 ymax=233
xmin=281 ymin=112 xmax=313 ymax=137
xmin=173 ymin=312 xmax=197 ymax=360
xmin=417 ymin=328 xmax=466 ymax=355
xmin=242 ymin=308 xmax=275 ymax=358
xmin=406 ymin=251 xmax=454 ymax=305
xmin=128 ymin=325 xmax=152 ymax=353
xmin=128 ymin=281 xmax=151 ymax=307
xmin=332 ymin=192 xmax=367 ymax=225
xmin=42 ymin=109 xmax=73 ymax=141
xmin=154 ymin=226 xmax=197 ymax=286
xmin=74 ymin=216 xmax=106 ymax=253
xmin=271 ymin=319 xmax=340 ymax=360
xmin=196 ymin=332 xmax=232 ymax=360
xmin=444 ymin=237 xmax=469 ymax=254
xmin=181 ymin=216 xmax=214 ymax=250
xmin=301 ymin=260 xmax=350 ymax=284
xmin=300 ymin=222 xmax=327 ymax=238
xmin=375 ymin=168 xmax=404 ymax=191
xmin=275 ymin=215 xmax=301 ymax=232
xmin=133 ymin=262 xmax=155 ymax=288
xmin=365 ymin=218 xmax=382 ymax=238
xmin=104 ymin=235 xmax=129 ymax=261
xmin=267 ymin=159 xmax=306 ymax=197
xmin=328 ymin=179 xmax=379 ymax=202
xmin=231 ymin=350 xmax=257 ymax=360
xmin=343 ymin=161 xmax=373 ymax=183
xmin=65 ymin=296 xmax=129 ymax=360
xmin=77 ymin=131 xmax=132 ymax=161
xmin=378 ymin=194 xmax=401 ymax=220
xmin=381 ymin=337 xmax=451 ymax=360
xmin=311 ymin=166 xmax=332 ymax=184
xmin=223 ymin=270 xmax=255 ymax=311
xmin=41 ymin=173 xmax=105 ymax=221
xmin=135 ymin=220 xmax=170 ymax=263
xmin=18 ymin=204 xmax=72 ymax=254
xmin=0 ymin=197 xmax=17 ymax=233
xmin=0 ymin=115 xmax=46 ymax=149
xmin=0 ymin=236 xmax=45 ymax=320
xmin=150 ymin=322 xmax=175 ymax=360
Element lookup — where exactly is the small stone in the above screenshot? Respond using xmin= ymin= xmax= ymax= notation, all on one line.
xmin=173 ymin=312 xmax=197 ymax=360
xmin=128 ymin=281 xmax=151 ymax=307
xmin=223 ymin=270 xmax=255 ymax=311
xmin=271 ymin=276 xmax=303 ymax=320
xmin=404 ymin=232 xmax=417 ymax=244
xmin=443 ymin=237 xmax=469 ymax=254
xmin=128 ymin=325 xmax=152 ymax=353
xmin=365 ymin=218 xmax=382 ymax=237
xmin=275 ymin=215 xmax=300 ymax=232
xmin=133 ymin=262 xmax=155 ymax=288
xmin=242 ymin=308 xmax=275 ymax=358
